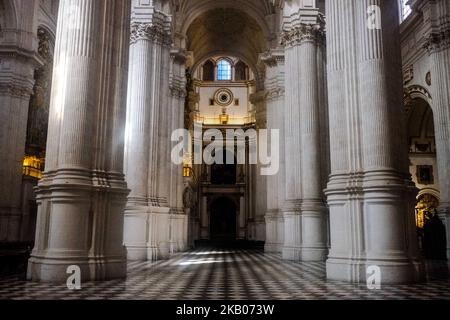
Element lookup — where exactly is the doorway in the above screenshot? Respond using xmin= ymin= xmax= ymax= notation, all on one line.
xmin=210 ymin=197 xmax=237 ymax=242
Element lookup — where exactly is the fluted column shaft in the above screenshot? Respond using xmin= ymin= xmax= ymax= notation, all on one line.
xmin=325 ymin=0 xmax=421 ymax=284
xmin=168 ymin=49 xmax=187 ymax=253
xmin=123 ymin=10 xmax=173 ymax=261
xmin=298 ymin=32 xmax=329 ymax=261
xmin=426 ymin=0 xmax=450 ymax=259
xmin=281 ymin=21 xmax=328 ymax=261
xmin=28 ymin=0 xmax=131 ymax=282
xmin=281 ymin=30 xmax=302 ymax=261
xmin=0 ymin=1 xmax=39 ymax=242
xmin=262 ymin=50 xmax=285 ymax=253
xmin=0 ymin=64 xmax=34 ymax=242
xmin=124 ymin=39 xmax=154 ymax=205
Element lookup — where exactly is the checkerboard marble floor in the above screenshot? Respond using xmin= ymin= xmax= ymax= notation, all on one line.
xmin=1 ymin=249 xmax=449 ymax=300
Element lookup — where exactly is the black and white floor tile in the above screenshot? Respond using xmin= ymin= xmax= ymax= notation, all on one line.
xmin=0 ymin=249 xmax=449 ymax=300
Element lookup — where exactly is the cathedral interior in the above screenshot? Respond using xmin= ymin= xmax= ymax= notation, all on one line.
xmin=0 ymin=0 xmax=450 ymax=301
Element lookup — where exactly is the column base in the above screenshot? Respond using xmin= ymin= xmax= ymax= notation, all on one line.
xmin=301 ymin=247 xmax=328 ymax=261
xmin=264 ymin=243 xmax=278 ymax=253
xmin=282 ymin=246 xmax=301 ymax=261
xmin=27 ymin=254 xmax=127 ymax=282
xmin=326 ymin=257 xmax=424 ymax=284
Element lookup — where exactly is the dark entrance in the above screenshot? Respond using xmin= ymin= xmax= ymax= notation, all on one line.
xmin=210 ymin=197 xmax=237 ymax=242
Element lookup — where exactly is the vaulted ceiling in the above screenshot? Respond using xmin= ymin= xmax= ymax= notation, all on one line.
xmin=186 ymin=7 xmax=267 ymax=71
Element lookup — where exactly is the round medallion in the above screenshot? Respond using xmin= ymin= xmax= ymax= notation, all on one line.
xmin=214 ymin=88 xmax=234 ymax=107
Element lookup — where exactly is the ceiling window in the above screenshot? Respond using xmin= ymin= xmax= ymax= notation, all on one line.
xmin=217 ymin=59 xmax=232 ymax=81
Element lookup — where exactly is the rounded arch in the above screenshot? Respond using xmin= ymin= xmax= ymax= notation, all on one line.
xmin=192 ymin=52 xmax=258 ymax=83
xmin=37 ymin=23 xmax=56 ymax=44
xmin=405 ymin=85 xmax=433 ymax=107
xmin=178 ymin=0 xmax=272 ymax=38
xmin=417 ymin=188 xmax=441 ymax=201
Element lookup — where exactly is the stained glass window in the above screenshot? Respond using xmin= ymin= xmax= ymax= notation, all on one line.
xmin=217 ymin=59 xmax=232 ymax=81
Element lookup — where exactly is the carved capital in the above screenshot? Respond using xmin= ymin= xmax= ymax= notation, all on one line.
xmin=280 ymin=23 xmax=325 ymax=48
xmin=423 ymin=29 xmax=450 ymax=53
xmin=130 ymin=22 xmax=172 ymax=46
xmin=0 ymin=83 xmax=33 ymax=98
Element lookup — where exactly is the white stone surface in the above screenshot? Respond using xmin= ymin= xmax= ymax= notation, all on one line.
xmin=325 ymin=0 xmax=422 ymax=284
xmin=27 ymin=0 xmax=132 ymax=282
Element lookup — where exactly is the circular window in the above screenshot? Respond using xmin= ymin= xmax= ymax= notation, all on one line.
xmin=214 ymin=88 xmax=234 ymax=107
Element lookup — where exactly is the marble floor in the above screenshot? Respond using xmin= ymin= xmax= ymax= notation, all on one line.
xmin=0 ymin=248 xmax=449 ymax=300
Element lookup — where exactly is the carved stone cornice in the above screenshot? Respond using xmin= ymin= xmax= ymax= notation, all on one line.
xmin=423 ymin=29 xmax=450 ymax=53
xmin=280 ymin=23 xmax=325 ymax=48
xmin=130 ymin=22 xmax=172 ymax=46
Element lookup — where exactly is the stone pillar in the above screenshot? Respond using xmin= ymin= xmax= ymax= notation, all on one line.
xmin=260 ymin=49 xmax=285 ymax=253
xmin=325 ymin=0 xmax=422 ymax=283
xmin=0 ymin=1 xmax=40 ymax=242
xmin=281 ymin=7 xmax=328 ymax=261
xmin=424 ymin=0 xmax=450 ymax=260
xmin=251 ymin=91 xmax=267 ymax=241
xmin=123 ymin=2 xmax=172 ymax=261
xmin=168 ymin=48 xmax=187 ymax=253
xmin=28 ymin=0 xmax=131 ymax=282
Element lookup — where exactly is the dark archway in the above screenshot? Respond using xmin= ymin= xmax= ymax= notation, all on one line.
xmin=210 ymin=197 xmax=237 ymax=242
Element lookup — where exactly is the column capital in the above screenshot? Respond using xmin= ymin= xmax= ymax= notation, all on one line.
xmin=423 ymin=30 xmax=450 ymax=53
xmin=130 ymin=21 xmax=172 ymax=46
xmin=280 ymin=22 xmax=325 ymax=48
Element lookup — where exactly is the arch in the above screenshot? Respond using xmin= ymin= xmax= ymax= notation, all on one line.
xmin=202 ymin=59 xmax=215 ymax=81
xmin=417 ymin=188 xmax=441 ymax=201
xmin=235 ymin=60 xmax=248 ymax=81
xmin=37 ymin=23 xmax=57 ymax=44
xmin=184 ymin=6 xmax=268 ymax=76
xmin=192 ymin=52 xmax=258 ymax=83
xmin=178 ymin=0 xmax=271 ymax=38
xmin=405 ymin=85 xmax=433 ymax=107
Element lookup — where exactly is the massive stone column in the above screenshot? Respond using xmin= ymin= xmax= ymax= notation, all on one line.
xmin=423 ymin=0 xmax=450 ymax=260
xmin=325 ymin=0 xmax=422 ymax=283
xmin=0 ymin=0 xmax=40 ymax=242
xmin=123 ymin=1 xmax=172 ymax=261
xmin=27 ymin=0 xmax=131 ymax=282
xmin=168 ymin=48 xmax=188 ymax=253
xmin=281 ymin=5 xmax=328 ymax=261
xmin=261 ymin=49 xmax=285 ymax=253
